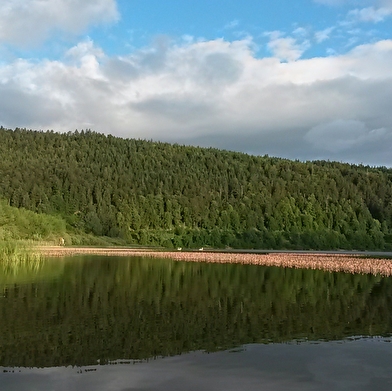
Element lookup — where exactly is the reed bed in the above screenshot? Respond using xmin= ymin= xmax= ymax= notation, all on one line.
xmin=38 ymin=247 xmax=392 ymax=277
xmin=0 ymin=241 xmax=42 ymax=262
xmin=0 ymin=241 xmax=44 ymax=280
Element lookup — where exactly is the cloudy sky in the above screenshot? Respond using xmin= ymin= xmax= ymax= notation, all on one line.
xmin=1 ymin=0 xmax=392 ymax=167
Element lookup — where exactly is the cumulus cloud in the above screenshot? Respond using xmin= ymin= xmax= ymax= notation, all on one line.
xmin=0 ymin=36 xmax=392 ymax=166
xmin=0 ymin=0 xmax=119 ymax=46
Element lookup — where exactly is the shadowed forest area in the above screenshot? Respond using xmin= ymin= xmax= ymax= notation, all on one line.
xmin=1 ymin=127 xmax=392 ymax=250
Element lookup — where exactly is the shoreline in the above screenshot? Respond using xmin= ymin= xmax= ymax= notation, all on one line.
xmin=37 ymin=247 xmax=392 ymax=277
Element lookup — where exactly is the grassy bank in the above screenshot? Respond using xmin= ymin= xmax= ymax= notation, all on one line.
xmin=0 ymin=198 xmax=132 ymax=262
xmin=0 ymin=198 xmax=66 ymax=241
xmin=0 ymin=198 xmax=64 ymax=262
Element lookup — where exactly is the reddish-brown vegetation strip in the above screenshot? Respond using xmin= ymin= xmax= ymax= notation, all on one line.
xmin=37 ymin=247 xmax=392 ymax=277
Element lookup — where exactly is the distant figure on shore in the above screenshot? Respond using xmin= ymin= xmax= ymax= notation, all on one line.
xmin=59 ymin=237 xmax=65 ymax=246
xmin=199 ymin=247 xmax=204 ymax=251
xmin=177 ymin=247 xmax=182 ymax=251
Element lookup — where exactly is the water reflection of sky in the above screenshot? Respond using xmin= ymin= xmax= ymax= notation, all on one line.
xmin=2 ymin=338 xmax=392 ymax=391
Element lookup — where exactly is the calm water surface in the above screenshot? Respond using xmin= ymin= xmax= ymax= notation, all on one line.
xmin=1 ymin=256 xmax=392 ymax=390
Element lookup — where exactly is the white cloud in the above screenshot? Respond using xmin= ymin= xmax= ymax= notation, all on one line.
xmin=0 ymin=0 xmax=119 ymax=46
xmin=314 ymin=0 xmax=392 ymax=8
xmin=292 ymin=27 xmax=308 ymax=37
xmin=315 ymin=27 xmax=335 ymax=43
xmin=324 ymin=0 xmax=392 ymax=24
xmin=348 ymin=6 xmax=392 ymax=22
xmin=266 ymin=32 xmax=310 ymax=62
xmin=313 ymin=0 xmax=353 ymax=5
xmin=224 ymin=20 xmax=240 ymax=29
xmin=65 ymin=39 xmax=105 ymax=79
xmin=1 ymin=37 xmax=392 ymax=166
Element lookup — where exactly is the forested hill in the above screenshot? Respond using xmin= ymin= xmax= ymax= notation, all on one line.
xmin=1 ymin=126 xmax=392 ymax=250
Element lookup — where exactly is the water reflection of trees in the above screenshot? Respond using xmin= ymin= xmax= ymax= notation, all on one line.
xmin=1 ymin=256 xmax=391 ymax=368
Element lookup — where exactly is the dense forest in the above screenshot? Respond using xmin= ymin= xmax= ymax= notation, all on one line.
xmin=1 ymin=256 xmax=390 ymax=367
xmin=1 ymin=126 xmax=392 ymax=250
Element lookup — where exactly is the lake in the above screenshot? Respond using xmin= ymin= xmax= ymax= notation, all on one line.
xmin=1 ymin=255 xmax=392 ymax=390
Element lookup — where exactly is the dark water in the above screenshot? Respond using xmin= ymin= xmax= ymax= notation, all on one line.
xmin=1 ymin=256 xmax=392 ymax=390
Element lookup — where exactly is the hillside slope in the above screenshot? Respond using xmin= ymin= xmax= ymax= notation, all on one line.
xmin=1 ymin=127 xmax=391 ymax=250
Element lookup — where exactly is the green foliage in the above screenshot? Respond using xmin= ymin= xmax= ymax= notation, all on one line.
xmin=0 ymin=198 xmax=66 ymax=242
xmin=1 ymin=126 xmax=392 ymax=250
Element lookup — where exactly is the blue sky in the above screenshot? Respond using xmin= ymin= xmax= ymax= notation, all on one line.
xmin=1 ymin=0 xmax=392 ymax=166
xmin=108 ymin=0 xmax=391 ymax=58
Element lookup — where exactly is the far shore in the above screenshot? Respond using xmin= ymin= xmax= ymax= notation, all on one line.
xmin=37 ymin=246 xmax=392 ymax=277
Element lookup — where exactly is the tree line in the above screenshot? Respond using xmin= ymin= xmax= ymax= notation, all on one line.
xmin=0 ymin=126 xmax=391 ymax=249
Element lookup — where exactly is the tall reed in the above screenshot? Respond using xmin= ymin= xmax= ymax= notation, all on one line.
xmin=0 ymin=240 xmax=43 ymax=264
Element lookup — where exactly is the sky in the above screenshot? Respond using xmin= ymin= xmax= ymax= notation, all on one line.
xmin=1 ymin=0 xmax=392 ymax=167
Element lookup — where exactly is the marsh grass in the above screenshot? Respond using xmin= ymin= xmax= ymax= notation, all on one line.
xmin=0 ymin=240 xmax=42 ymax=262
xmin=0 ymin=198 xmax=66 ymax=265
xmin=0 ymin=240 xmax=49 ymax=285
